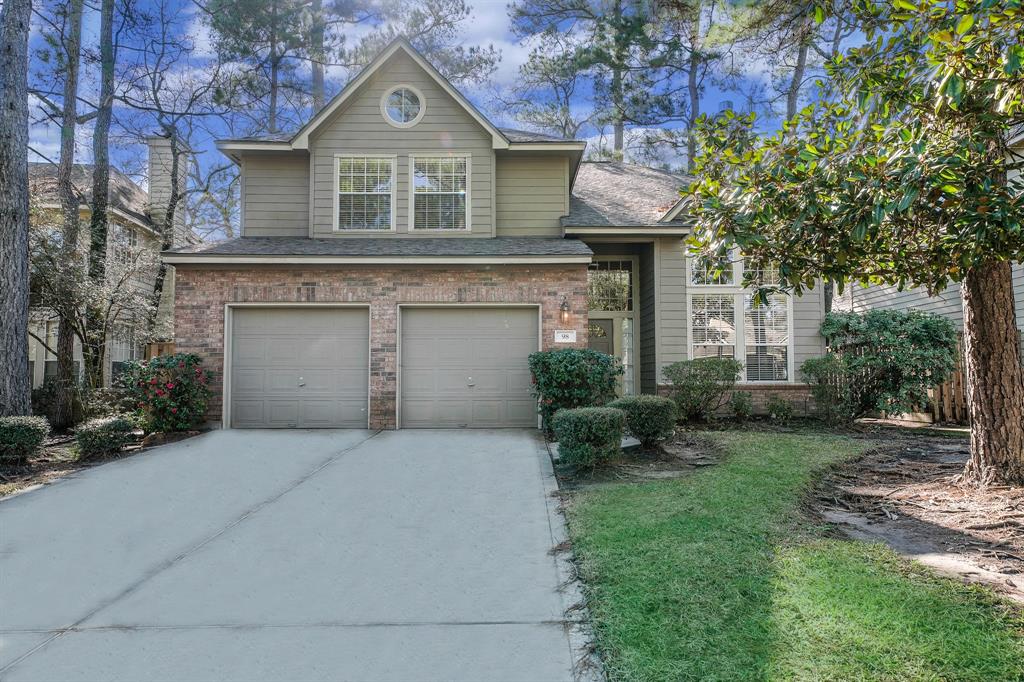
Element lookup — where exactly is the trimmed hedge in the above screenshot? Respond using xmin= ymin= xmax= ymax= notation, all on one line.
xmin=767 ymin=396 xmax=795 ymax=424
xmin=729 ymin=391 xmax=753 ymax=421
xmin=0 ymin=416 xmax=51 ymax=464
xmin=552 ymin=407 xmax=625 ymax=468
xmin=76 ymin=414 xmax=138 ymax=459
xmin=607 ymin=395 xmax=677 ymax=448
xmin=662 ymin=357 xmax=743 ymax=421
xmin=528 ymin=349 xmax=623 ymax=431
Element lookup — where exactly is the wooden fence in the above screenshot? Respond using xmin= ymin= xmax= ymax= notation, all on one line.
xmin=930 ymin=351 xmax=968 ymax=424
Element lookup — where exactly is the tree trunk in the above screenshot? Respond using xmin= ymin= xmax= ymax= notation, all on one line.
xmin=685 ymin=43 xmax=700 ymax=172
xmin=960 ymin=259 xmax=1024 ymax=484
xmin=53 ymin=0 xmax=85 ymax=429
xmin=0 ymin=0 xmax=32 ymax=417
xmin=786 ymin=20 xmax=810 ymax=120
xmin=268 ymin=0 xmax=279 ymax=133
xmin=310 ymin=0 xmax=325 ymax=112
xmin=84 ymin=0 xmax=115 ymax=390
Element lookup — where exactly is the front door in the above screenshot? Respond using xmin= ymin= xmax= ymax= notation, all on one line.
xmin=588 ymin=319 xmax=614 ymax=356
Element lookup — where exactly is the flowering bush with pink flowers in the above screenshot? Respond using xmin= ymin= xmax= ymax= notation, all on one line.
xmin=119 ymin=354 xmax=213 ymax=432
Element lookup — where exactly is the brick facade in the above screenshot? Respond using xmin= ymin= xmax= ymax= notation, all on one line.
xmin=174 ymin=264 xmax=590 ymax=429
xmin=658 ymin=383 xmax=816 ymax=417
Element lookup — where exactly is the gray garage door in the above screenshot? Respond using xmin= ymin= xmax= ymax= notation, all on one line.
xmin=401 ymin=307 xmax=538 ymax=428
xmin=230 ymin=307 xmax=369 ymax=428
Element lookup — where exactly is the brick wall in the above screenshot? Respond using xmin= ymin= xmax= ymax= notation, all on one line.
xmin=658 ymin=383 xmax=816 ymax=417
xmin=174 ymin=264 xmax=589 ymax=429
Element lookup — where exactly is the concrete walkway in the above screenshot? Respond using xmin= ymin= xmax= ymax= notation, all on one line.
xmin=0 ymin=430 xmax=579 ymax=681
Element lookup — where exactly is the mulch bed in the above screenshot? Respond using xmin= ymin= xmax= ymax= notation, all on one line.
xmin=553 ymin=432 xmax=722 ymax=491
xmin=813 ymin=432 xmax=1024 ymax=602
xmin=0 ymin=430 xmax=201 ymax=499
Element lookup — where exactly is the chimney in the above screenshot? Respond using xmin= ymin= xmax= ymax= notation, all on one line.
xmin=147 ymin=135 xmax=189 ymax=246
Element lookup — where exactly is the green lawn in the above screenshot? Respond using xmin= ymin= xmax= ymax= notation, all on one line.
xmin=566 ymin=431 xmax=1024 ymax=681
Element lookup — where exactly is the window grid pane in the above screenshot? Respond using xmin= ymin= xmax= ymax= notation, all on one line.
xmin=337 ymin=157 xmax=392 ymax=230
xmin=690 ymin=254 xmax=735 ymax=286
xmin=691 ymin=294 xmax=736 ymax=348
xmin=587 ymin=260 xmax=633 ymax=311
xmin=744 ymin=293 xmax=789 ymax=381
xmin=413 ymin=157 xmax=468 ymax=230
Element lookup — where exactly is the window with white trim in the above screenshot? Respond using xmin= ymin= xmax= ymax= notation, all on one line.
xmin=412 ymin=156 xmax=468 ymax=230
xmin=744 ymin=292 xmax=790 ymax=381
xmin=112 ymin=224 xmax=138 ymax=268
xmin=686 ymin=255 xmax=793 ymax=382
xmin=336 ymin=156 xmax=394 ymax=231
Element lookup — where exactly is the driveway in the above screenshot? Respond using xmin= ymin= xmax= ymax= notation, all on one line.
xmin=0 ymin=429 xmax=582 ymax=681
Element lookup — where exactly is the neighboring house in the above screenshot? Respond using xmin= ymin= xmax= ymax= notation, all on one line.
xmin=27 ymin=138 xmax=190 ymax=389
xmin=849 ymin=135 xmax=1024 ymax=355
xmin=163 ymin=38 xmax=828 ymax=430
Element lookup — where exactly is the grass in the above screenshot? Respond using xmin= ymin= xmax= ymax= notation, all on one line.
xmin=565 ymin=431 xmax=1024 ymax=681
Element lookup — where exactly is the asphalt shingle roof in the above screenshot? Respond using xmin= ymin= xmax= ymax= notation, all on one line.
xmin=564 ymin=161 xmax=690 ymax=228
xmin=220 ymin=127 xmax=579 ymax=145
xmin=167 ymin=236 xmax=593 ymax=257
xmin=28 ymin=163 xmax=151 ymax=226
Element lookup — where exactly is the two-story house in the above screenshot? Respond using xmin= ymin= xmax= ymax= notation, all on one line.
xmin=163 ymin=38 xmax=829 ymax=430
xmin=27 ymin=137 xmax=189 ymax=389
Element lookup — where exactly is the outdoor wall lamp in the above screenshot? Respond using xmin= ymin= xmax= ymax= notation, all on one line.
xmin=560 ymin=296 xmax=571 ymax=324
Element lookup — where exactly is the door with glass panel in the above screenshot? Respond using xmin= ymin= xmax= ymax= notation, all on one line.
xmin=587 ymin=258 xmax=638 ymax=395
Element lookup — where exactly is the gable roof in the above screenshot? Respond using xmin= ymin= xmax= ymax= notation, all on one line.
xmin=28 ymin=162 xmax=153 ymax=228
xmin=562 ymin=161 xmax=690 ymax=229
xmin=216 ymin=39 xmax=587 ymax=160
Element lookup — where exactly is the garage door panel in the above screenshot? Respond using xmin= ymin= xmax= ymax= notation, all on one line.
xmin=230 ymin=308 xmax=368 ymax=428
xmin=401 ymin=308 xmax=537 ymax=428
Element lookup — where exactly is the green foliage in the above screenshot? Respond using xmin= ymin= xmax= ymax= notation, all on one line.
xmin=528 ymin=349 xmax=623 ymax=430
xmin=685 ymin=0 xmax=1024 ymax=297
xmin=76 ymin=414 xmax=138 ymax=459
xmin=728 ymin=390 xmax=753 ymax=421
xmin=119 ymin=354 xmax=212 ymax=432
xmin=662 ymin=357 xmax=743 ymax=421
xmin=0 ymin=416 xmax=51 ymax=464
xmin=767 ymin=395 xmax=795 ymax=423
xmin=607 ymin=395 xmax=677 ymax=449
xmin=31 ymin=379 xmax=87 ymax=426
xmin=801 ymin=355 xmax=856 ymax=425
xmin=810 ymin=310 xmax=959 ymax=419
xmin=552 ymin=407 xmax=626 ymax=468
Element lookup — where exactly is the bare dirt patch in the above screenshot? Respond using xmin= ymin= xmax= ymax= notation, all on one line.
xmin=0 ymin=431 xmax=201 ymax=499
xmin=553 ymin=433 xmax=722 ymax=491
xmin=813 ymin=433 xmax=1024 ymax=602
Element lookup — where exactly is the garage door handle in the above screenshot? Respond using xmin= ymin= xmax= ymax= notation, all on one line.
xmin=298 ymin=377 xmax=306 ymax=387
xmin=467 ymin=376 xmax=475 ymax=387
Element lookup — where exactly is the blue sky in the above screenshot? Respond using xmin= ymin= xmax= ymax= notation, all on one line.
xmin=27 ymin=0 xmax=801 ymax=221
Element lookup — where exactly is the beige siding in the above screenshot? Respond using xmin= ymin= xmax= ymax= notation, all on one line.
xmin=309 ymin=51 xmax=493 ymax=238
xmin=638 ymin=244 xmax=657 ymax=393
xmin=852 ymin=263 xmax=1024 ymax=336
xmin=495 ymin=153 xmax=568 ymax=236
xmin=241 ymin=153 xmax=310 ymax=237
xmin=653 ymin=236 xmax=826 ymax=384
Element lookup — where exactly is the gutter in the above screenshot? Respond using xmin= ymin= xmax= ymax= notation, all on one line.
xmin=564 ymin=226 xmax=691 ymax=237
xmin=162 ymin=253 xmax=594 ymax=266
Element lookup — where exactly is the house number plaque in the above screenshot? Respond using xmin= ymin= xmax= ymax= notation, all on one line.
xmin=554 ymin=330 xmax=577 ymax=344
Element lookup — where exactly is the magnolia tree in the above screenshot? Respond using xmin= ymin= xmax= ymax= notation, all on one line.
xmin=685 ymin=0 xmax=1024 ymax=484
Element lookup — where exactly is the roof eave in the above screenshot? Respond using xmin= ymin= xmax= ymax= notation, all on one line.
xmin=162 ymin=253 xmax=593 ymax=266
xmin=564 ymin=225 xmax=691 ymax=237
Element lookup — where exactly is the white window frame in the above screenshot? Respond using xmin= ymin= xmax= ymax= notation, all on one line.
xmin=332 ymin=154 xmax=398 ymax=232
xmin=380 ymin=84 xmax=426 ymax=129
xmin=684 ymin=255 xmax=795 ymax=384
xmin=408 ymin=153 xmax=472 ymax=232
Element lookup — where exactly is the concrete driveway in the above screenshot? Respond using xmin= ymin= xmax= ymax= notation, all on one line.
xmin=0 ymin=429 xmax=583 ymax=681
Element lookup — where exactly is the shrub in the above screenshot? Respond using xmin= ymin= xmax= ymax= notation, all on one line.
xmin=729 ymin=391 xmax=753 ymax=421
xmin=819 ymin=310 xmax=958 ymax=418
xmin=119 ymin=354 xmax=213 ymax=432
xmin=76 ymin=414 xmax=138 ymax=459
xmin=662 ymin=357 xmax=743 ymax=421
xmin=767 ymin=396 xmax=794 ymax=423
xmin=801 ymin=355 xmax=856 ymax=424
xmin=528 ymin=349 xmax=623 ymax=431
xmin=607 ymin=395 xmax=677 ymax=449
xmin=31 ymin=379 xmax=87 ymax=425
xmin=552 ymin=407 xmax=626 ymax=468
xmin=0 ymin=416 xmax=51 ymax=464
xmin=83 ymin=388 xmax=136 ymax=420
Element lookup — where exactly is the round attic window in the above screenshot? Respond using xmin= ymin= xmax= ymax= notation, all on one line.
xmin=381 ymin=85 xmax=424 ymax=128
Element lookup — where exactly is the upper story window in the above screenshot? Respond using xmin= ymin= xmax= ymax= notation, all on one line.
xmin=689 ymin=253 xmax=736 ymax=286
xmin=588 ymin=260 xmax=634 ymax=311
xmin=412 ymin=156 xmax=469 ymax=231
xmin=336 ymin=155 xmax=395 ymax=231
xmin=111 ymin=225 xmax=138 ymax=268
xmin=381 ymin=85 xmax=425 ymax=128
